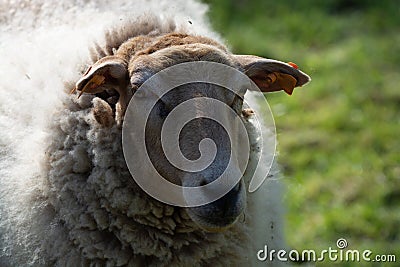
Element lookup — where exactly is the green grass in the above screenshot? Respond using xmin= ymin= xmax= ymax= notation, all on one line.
xmin=204 ymin=0 xmax=400 ymax=265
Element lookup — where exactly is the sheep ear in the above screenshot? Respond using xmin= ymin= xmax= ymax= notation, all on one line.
xmin=74 ymin=56 xmax=128 ymax=97
xmin=234 ymin=55 xmax=311 ymax=95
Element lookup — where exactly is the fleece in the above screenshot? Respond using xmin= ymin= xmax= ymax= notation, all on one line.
xmin=0 ymin=0 xmax=286 ymax=266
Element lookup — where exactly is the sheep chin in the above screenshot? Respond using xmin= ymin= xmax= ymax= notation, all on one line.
xmin=185 ymin=209 xmax=241 ymax=233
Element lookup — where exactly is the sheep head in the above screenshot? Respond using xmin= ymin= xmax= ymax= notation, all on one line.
xmin=74 ymin=39 xmax=310 ymax=232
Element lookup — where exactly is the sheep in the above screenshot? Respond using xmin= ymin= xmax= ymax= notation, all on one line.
xmin=0 ymin=0 xmax=310 ymax=266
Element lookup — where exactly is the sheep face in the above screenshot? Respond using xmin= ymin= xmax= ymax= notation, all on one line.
xmin=126 ymin=45 xmax=250 ymax=231
xmin=144 ymin=81 xmax=248 ymax=231
xmin=75 ymin=39 xmax=310 ymax=232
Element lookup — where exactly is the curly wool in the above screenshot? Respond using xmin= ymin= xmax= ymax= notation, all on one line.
xmin=41 ymin=88 xmax=255 ymax=265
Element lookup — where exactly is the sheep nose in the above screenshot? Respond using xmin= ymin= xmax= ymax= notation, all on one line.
xmin=185 ymin=179 xmax=246 ymax=230
xmin=210 ymin=181 xmax=242 ymax=216
xmin=196 ymin=177 xmax=242 ymax=208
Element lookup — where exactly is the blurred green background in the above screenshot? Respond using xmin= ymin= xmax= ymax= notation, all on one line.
xmin=204 ymin=0 xmax=399 ymax=266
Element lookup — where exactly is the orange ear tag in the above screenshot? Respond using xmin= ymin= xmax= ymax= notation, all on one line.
xmin=287 ymin=62 xmax=298 ymax=69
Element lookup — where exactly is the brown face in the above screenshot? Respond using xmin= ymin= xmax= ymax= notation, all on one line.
xmin=74 ymin=41 xmax=310 ymax=232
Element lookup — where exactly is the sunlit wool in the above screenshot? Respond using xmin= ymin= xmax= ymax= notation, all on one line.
xmin=0 ymin=0 xmax=285 ymax=266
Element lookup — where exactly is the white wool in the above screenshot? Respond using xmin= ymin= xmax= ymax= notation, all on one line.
xmin=0 ymin=0 xmax=286 ymax=266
